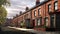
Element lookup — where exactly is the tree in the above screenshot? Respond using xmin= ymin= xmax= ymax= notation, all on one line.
xmin=0 ymin=0 xmax=10 ymax=6
xmin=0 ymin=7 xmax=7 ymax=24
xmin=0 ymin=0 xmax=10 ymax=26
xmin=0 ymin=0 xmax=10 ymax=31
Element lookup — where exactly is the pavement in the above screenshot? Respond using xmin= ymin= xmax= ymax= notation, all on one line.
xmin=7 ymin=26 xmax=37 ymax=33
xmin=7 ymin=26 xmax=60 ymax=34
xmin=1 ymin=26 xmax=35 ymax=34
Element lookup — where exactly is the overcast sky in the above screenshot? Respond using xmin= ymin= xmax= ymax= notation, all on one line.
xmin=5 ymin=0 xmax=44 ymax=19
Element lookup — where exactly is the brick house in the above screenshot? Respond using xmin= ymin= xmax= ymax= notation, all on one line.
xmin=11 ymin=0 xmax=60 ymax=31
xmin=11 ymin=16 xmax=18 ymax=27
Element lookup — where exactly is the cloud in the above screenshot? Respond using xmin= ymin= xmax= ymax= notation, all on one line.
xmin=5 ymin=0 xmax=44 ymax=19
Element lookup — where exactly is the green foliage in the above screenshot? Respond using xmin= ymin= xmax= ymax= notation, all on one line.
xmin=0 ymin=6 xmax=7 ymax=24
xmin=41 ymin=25 xmax=47 ymax=28
xmin=0 ymin=0 xmax=10 ymax=6
xmin=0 ymin=0 xmax=10 ymax=25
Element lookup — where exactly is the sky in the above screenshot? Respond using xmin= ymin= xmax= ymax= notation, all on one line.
xmin=5 ymin=0 xmax=44 ymax=19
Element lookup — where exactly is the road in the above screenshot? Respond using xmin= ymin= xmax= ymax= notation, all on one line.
xmin=0 ymin=26 xmax=35 ymax=34
xmin=0 ymin=26 xmax=60 ymax=34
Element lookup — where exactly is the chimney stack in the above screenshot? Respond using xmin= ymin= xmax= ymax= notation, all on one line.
xmin=16 ymin=14 xmax=18 ymax=17
xmin=25 ymin=7 xmax=29 ymax=11
xmin=20 ymin=11 xmax=22 ymax=15
xmin=36 ymin=0 xmax=40 ymax=6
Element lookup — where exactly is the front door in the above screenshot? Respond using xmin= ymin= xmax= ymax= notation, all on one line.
xmin=32 ymin=20 xmax=35 ymax=28
xmin=50 ymin=14 xmax=55 ymax=28
xmin=25 ymin=19 xmax=30 ymax=28
xmin=56 ymin=14 xmax=60 ymax=29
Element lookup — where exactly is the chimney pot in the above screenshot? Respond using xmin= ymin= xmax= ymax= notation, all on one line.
xmin=20 ymin=11 xmax=22 ymax=15
xmin=25 ymin=7 xmax=29 ymax=11
xmin=36 ymin=0 xmax=40 ymax=6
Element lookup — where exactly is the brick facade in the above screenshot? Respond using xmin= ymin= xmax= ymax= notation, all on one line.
xmin=11 ymin=0 xmax=60 ymax=31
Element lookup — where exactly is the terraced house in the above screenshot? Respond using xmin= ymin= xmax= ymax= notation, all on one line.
xmin=11 ymin=0 xmax=60 ymax=31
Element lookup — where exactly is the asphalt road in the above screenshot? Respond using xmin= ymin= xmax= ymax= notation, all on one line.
xmin=0 ymin=27 xmax=35 ymax=34
xmin=0 ymin=26 xmax=60 ymax=34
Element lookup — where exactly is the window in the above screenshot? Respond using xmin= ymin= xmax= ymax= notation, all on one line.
xmin=28 ymin=12 xmax=31 ymax=18
xmin=20 ymin=21 xmax=23 ymax=26
xmin=37 ymin=17 xmax=42 ymax=26
xmin=38 ymin=8 xmax=41 ymax=16
xmin=54 ymin=1 xmax=58 ymax=11
xmin=48 ymin=4 xmax=51 ymax=12
xmin=34 ymin=10 xmax=36 ymax=17
xmin=26 ymin=14 xmax=28 ymax=18
xmin=37 ymin=19 xmax=40 ymax=26
xmin=44 ymin=17 xmax=49 ymax=26
xmin=24 ymin=15 xmax=26 ymax=19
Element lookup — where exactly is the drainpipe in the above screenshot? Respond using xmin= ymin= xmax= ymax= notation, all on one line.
xmin=54 ymin=14 xmax=56 ymax=28
xmin=45 ymin=4 xmax=46 ymax=26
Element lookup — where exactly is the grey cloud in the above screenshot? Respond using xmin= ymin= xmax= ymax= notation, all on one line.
xmin=6 ymin=0 xmax=36 ymax=18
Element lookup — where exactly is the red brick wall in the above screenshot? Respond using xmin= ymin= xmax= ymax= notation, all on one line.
xmin=12 ymin=0 xmax=60 ymax=29
xmin=12 ymin=11 xmax=31 ymax=27
xmin=58 ymin=0 xmax=60 ymax=11
xmin=31 ymin=0 xmax=60 ymax=28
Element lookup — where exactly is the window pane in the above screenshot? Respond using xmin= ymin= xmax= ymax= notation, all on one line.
xmin=38 ymin=8 xmax=41 ymax=16
xmin=55 ymin=6 xmax=58 ymax=10
xmin=55 ymin=2 xmax=58 ymax=10
xmin=34 ymin=10 xmax=36 ymax=16
xmin=37 ymin=18 xmax=42 ymax=26
xmin=45 ymin=17 xmax=48 ymax=26
xmin=37 ymin=19 xmax=40 ymax=26
xmin=48 ymin=4 xmax=51 ymax=12
xmin=46 ymin=18 xmax=48 ymax=26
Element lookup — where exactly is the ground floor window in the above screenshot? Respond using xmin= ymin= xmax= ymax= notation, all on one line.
xmin=37 ymin=17 xmax=42 ymax=26
xmin=44 ymin=17 xmax=49 ymax=27
xmin=37 ymin=19 xmax=40 ymax=26
xmin=20 ymin=21 xmax=24 ymax=27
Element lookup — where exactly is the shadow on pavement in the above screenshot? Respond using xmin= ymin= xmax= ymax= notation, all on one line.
xmin=0 ymin=31 xmax=36 ymax=34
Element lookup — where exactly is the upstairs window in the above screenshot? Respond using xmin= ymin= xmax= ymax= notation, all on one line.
xmin=54 ymin=1 xmax=58 ymax=11
xmin=26 ymin=14 xmax=28 ymax=18
xmin=34 ymin=10 xmax=36 ymax=17
xmin=28 ymin=13 xmax=30 ymax=18
xmin=48 ymin=4 xmax=51 ymax=12
xmin=24 ymin=15 xmax=27 ymax=19
xmin=38 ymin=8 xmax=41 ymax=16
